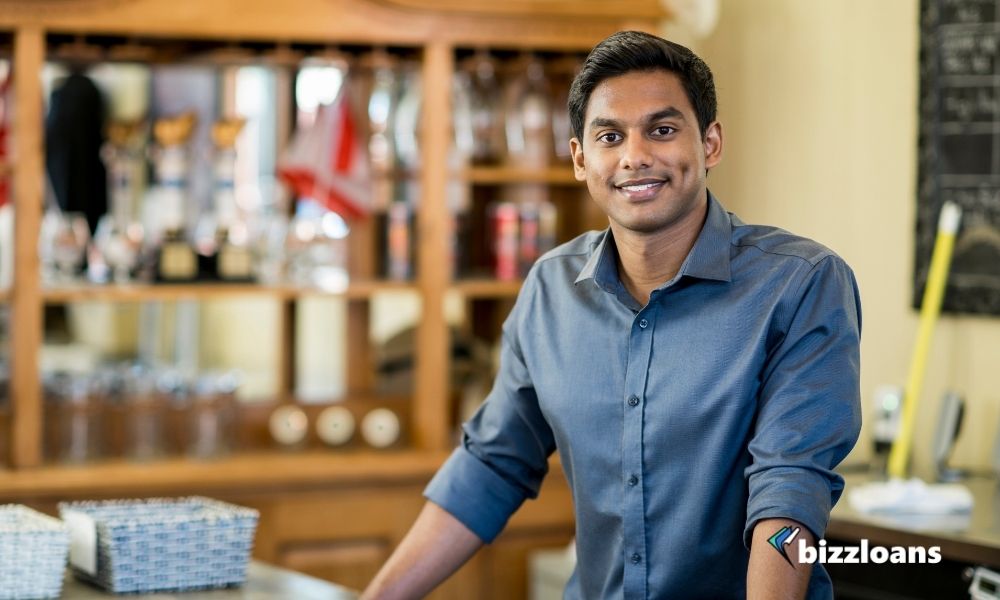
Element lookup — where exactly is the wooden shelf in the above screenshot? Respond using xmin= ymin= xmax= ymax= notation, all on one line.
xmin=451 ymin=278 xmax=522 ymax=298
xmin=41 ymin=280 xmax=419 ymax=303
xmin=0 ymin=449 xmax=450 ymax=499
xmin=461 ymin=166 xmax=581 ymax=185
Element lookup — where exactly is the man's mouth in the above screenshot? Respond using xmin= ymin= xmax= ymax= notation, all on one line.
xmin=615 ymin=178 xmax=667 ymax=199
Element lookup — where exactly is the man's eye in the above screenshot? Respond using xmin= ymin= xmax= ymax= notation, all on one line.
xmin=653 ymin=126 xmax=676 ymax=136
xmin=598 ymin=132 xmax=621 ymax=143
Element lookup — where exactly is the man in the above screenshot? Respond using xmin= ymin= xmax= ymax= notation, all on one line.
xmin=363 ymin=30 xmax=861 ymax=599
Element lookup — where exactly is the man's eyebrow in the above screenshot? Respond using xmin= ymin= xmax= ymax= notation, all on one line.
xmin=588 ymin=107 xmax=687 ymax=131
xmin=647 ymin=107 xmax=686 ymax=123
xmin=589 ymin=117 xmax=621 ymax=130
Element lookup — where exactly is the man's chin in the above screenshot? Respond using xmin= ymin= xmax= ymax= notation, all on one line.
xmin=612 ymin=216 xmax=675 ymax=236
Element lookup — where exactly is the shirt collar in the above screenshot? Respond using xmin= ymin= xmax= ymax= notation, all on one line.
xmin=574 ymin=191 xmax=733 ymax=289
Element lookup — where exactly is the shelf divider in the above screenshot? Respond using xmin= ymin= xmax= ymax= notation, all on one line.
xmin=413 ymin=41 xmax=454 ymax=452
xmin=10 ymin=26 xmax=45 ymax=470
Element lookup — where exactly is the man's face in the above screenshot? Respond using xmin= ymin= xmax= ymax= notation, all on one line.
xmin=570 ymin=69 xmax=723 ymax=235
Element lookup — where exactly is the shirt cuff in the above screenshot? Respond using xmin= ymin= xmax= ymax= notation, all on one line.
xmin=744 ymin=466 xmax=842 ymax=548
xmin=424 ymin=446 xmax=530 ymax=543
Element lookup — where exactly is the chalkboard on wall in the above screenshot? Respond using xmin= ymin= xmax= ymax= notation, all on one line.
xmin=916 ymin=0 xmax=1000 ymax=315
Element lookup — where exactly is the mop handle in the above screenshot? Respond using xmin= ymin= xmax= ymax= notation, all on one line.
xmin=887 ymin=201 xmax=962 ymax=479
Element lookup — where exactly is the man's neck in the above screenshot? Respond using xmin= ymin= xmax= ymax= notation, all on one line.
xmin=613 ymin=196 xmax=709 ymax=307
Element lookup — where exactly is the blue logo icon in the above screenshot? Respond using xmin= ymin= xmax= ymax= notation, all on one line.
xmin=767 ymin=526 xmax=800 ymax=567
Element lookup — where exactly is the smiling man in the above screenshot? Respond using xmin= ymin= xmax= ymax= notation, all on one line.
xmin=363 ymin=31 xmax=861 ymax=600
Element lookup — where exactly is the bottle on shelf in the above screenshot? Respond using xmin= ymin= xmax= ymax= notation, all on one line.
xmin=367 ymin=48 xmax=399 ymax=178
xmin=464 ymin=49 xmax=506 ymax=165
xmin=393 ymin=63 xmax=422 ymax=172
xmin=93 ymin=119 xmax=146 ymax=284
xmin=518 ymin=197 xmax=557 ymax=276
xmin=489 ymin=200 xmax=519 ymax=281
xmin=504 ymin=54 xmax=552 ymax=168
xmin=385 ymin=199 xmax=414 ymax=280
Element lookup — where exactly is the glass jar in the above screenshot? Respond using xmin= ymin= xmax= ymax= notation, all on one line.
xmin=45 ymin=372 xmax=104 ymax=464
xmin=123 ymin=367 xmax=165 ymax=461
xmin=186 ymin=372 xmax=238 ymax=459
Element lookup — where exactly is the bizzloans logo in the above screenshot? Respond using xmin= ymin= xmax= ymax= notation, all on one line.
xmin=767 ymin=526 xmax=943 ymax=567
xmin=767 ymin=526 xmax=799 ymax=566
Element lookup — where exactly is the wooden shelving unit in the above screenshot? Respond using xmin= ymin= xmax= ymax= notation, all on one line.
xmin=40 ymin=280 xmax=418 ymax=303
xmin=450 ymin=278 xmax=522 ymax=299
xmin=0 ymin=2 xmax=666 ymax=596
xmin=461 ymin=166 xmax=581 ymax=185
xmin=0 ymin=449 xmax=450 ymax=500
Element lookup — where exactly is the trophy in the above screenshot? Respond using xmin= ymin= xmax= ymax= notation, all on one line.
xmin=208 ymin=117 xmax=253 ymax=282
xmin=151 ymin=112 xmax=198 ymax=282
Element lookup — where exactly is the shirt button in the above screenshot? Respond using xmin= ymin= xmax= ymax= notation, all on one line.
xmin=627 ymin=395 xmax=640 ymax=407
xmin=627 ymin=475 xmax=638 ymax=486
xmin=631 ymin=553 xmax=642 ymax=564
xmin=638 ymin=319 xmax=649 ymax=329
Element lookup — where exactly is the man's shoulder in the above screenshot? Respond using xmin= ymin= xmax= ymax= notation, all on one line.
xmin=730 ymin=219 xmax=841 ymax=269
xmin=537 ymin=230 xmax=606 ymax=264
xmin=515 ymin=230 xmax=605 ymax=296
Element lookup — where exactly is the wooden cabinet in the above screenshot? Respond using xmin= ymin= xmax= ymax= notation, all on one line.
xmin=0 ymin=0 xmax=665 ymax=596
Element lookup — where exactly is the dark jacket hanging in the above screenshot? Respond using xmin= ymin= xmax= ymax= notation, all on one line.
xmin=45 ymin=71 xmax=107 ymax=233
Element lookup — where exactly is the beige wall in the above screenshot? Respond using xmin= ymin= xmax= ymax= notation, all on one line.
xmin=700 ymin=0 xmax=1000 ymax=473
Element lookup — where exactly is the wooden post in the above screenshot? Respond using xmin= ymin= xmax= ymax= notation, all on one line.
xmin=413 ymin=42 xmax=453 ymax=451
xmin=273 ymin=65 xmax=295 ymax=400
xmin=10 ymin=27 xmax=45 ymax=468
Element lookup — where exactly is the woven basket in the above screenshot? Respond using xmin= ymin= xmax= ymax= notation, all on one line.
xmin=0 ymin=505 xmax=68 ymax=600
xmin=58 ymin=496 xmax=258 ymax=594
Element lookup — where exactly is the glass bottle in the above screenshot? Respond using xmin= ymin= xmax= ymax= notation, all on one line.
xmin=95 ymin=120 xmax=146 ymax=284
xmin=504 ymin=54 xmax=552 ymax=168
xmin=394 ymin=65 xmax=422 ymax=171
xmin=368 ymin=50 xmax=398 ymax=176
xmin=466 ymin=50 xmax=506 ymax=165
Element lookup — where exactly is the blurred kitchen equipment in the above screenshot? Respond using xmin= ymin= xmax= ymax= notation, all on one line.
xmin=932 ymin=390 xmax=965 ymax=482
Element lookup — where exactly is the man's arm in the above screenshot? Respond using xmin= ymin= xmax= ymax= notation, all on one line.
xmin=361 ymin=501 xmax=483 ymax=600
xmin=744 ymin=255 xmax=862 ymax=596
xmin=747 ymin=517 xmax=814 ymax=600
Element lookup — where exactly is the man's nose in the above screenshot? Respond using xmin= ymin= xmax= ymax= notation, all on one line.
xmin=619 ymin=135 xmax=652 ymax=170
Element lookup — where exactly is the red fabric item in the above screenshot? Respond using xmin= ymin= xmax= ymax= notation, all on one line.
xmin=278 ymin=79 xmax=370 ymax=220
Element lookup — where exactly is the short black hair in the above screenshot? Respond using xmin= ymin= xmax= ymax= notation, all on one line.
xmin=568 ymin=30 xmax=717 ymax=141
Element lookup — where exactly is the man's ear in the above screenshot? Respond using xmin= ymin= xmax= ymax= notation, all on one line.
xmin=703 ymin=121 xmax=723 ymax=171
xmin=570 ymin=138 xmax=586 ymax=181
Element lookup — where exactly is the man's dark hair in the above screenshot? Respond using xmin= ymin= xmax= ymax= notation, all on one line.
xmin=568 ymin=30 xmax=717 ymax=141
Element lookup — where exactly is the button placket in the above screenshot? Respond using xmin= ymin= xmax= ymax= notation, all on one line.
xmin=622 ymin=306 xmax=654 ymax=599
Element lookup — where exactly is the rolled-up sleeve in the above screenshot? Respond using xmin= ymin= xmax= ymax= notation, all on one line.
xmin=424 ymin=275 xmax=556 ymax=543
xmin=744 ymin=254 xmax=862 ymax=547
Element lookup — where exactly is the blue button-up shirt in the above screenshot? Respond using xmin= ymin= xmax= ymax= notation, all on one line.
xmin=425 ymin=193 xmax=862 ymax=599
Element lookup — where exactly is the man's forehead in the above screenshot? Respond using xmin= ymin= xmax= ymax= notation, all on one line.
xmin=584 ymin=70 xmax=694 ymax=127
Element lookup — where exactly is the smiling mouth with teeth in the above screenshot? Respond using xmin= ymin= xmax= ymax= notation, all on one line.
xmin=620 ymin=182 xmax=662 ymax=192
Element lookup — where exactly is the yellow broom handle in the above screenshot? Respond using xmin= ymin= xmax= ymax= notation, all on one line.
xmin=887 ymin=202 xmax=962 ymax=479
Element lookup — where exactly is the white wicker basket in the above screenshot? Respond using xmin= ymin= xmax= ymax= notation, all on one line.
xmin=0 ymin=505 xmax=69 ymax=600
xmin=58 ymin=496 xmax=258 ymax=594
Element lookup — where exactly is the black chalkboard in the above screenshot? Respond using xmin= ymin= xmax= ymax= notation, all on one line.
xmin=916 ymin=0 xmax=1000 ymax=315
